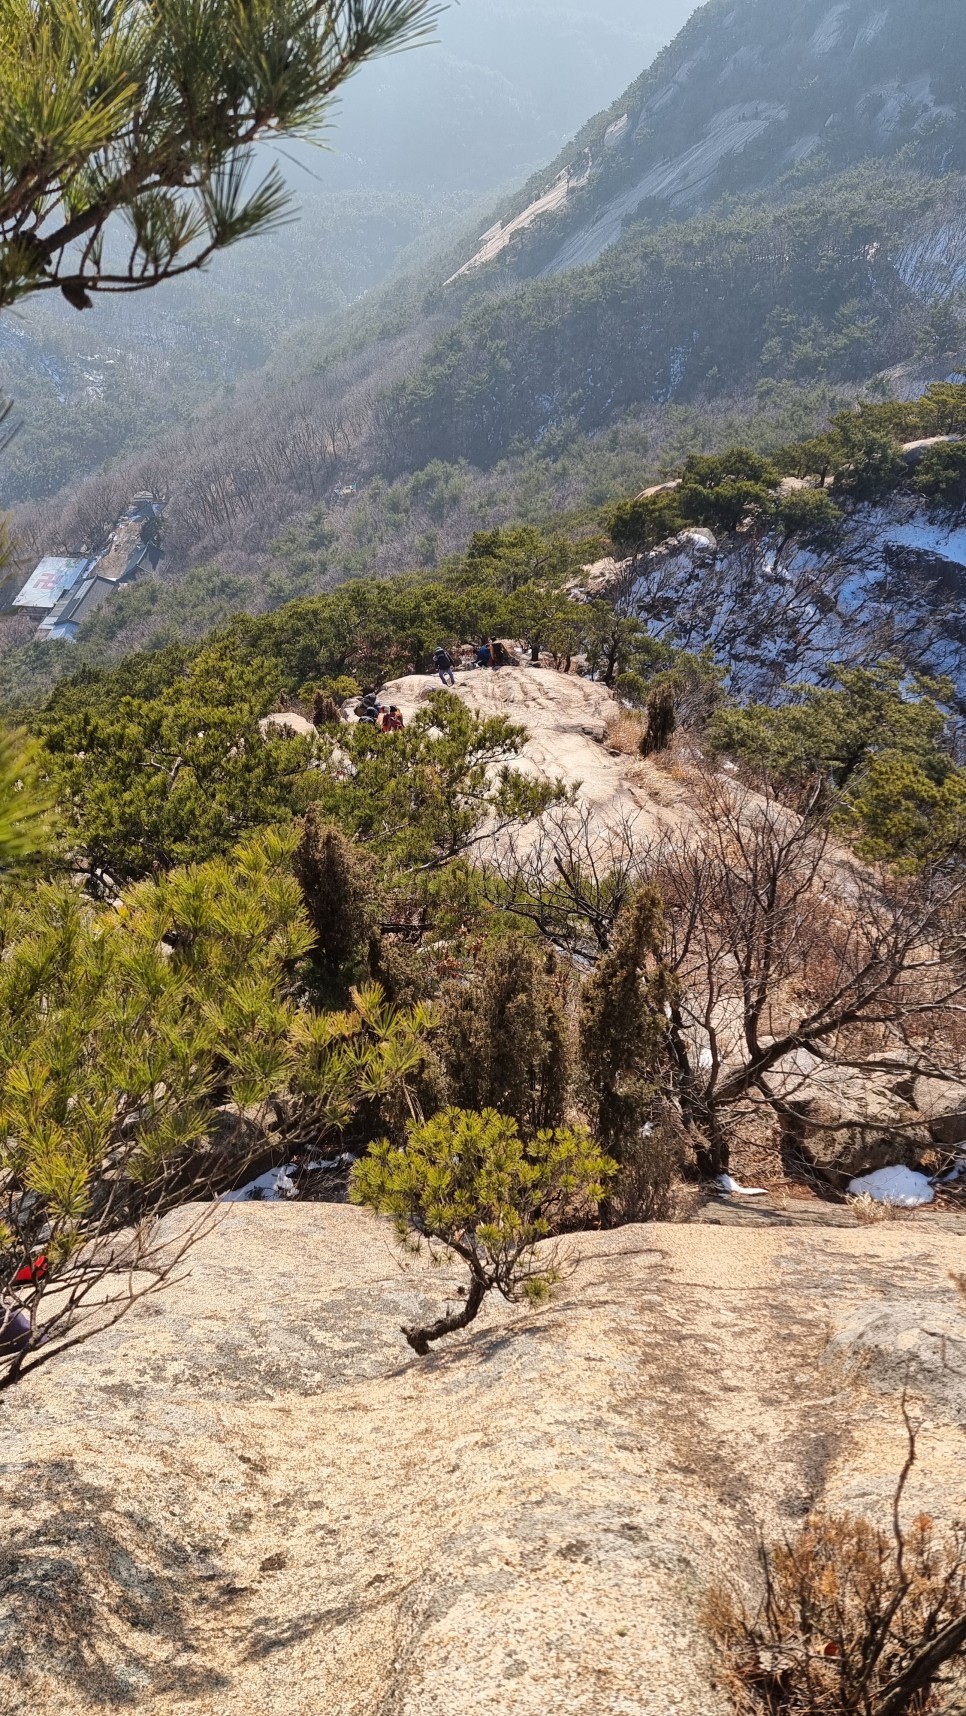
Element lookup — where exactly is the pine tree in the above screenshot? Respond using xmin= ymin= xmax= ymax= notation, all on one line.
xmin=578 ymin=887 xmax=670 ymax=1202
xmin=0 ymin=0 xmax=439 ymax=310
xmin=0 ymin=729 xmax=52 ymax=871
xmin=351 ymin=1108 xmax=615 ymax=1354
xmin=439 ymin=936 xmax=570 ymax=1138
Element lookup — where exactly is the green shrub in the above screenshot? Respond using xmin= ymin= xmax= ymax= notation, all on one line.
xmin=438 ymin=936 xmax=570 ymax=1137
xmin=351 ymin=1107 xmax=615 ymax=1354
xmin=914 ymin=441 xmax=966 ymax=514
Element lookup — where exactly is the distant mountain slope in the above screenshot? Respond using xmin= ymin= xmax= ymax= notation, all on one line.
xmin=302 ymin=0 xmax=697 ymax=196
xmin=373 ymin=0 xmax=966 ymax=470
xmin=388 ymin=166 xmax=966 ymax=468
xmin=446 ymin=0 xmax=966 ymax=284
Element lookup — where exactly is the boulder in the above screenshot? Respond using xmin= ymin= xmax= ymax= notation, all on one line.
xmin=765 ymin=1052 xmax=929 ymax=1187
xmin=900 ymin=434 xmax=960 ymax=467
xmin=913 ymin=1077 xmax=966 ymax=1148
xmin=574 ymin=555 xmax=629 ymax=597
xmin=635 ymin=478 xmax=683 ymax=499
xmin=154 ymin=1104 xmax=276 ymax=1207
xmin=827 ymin=1298 xmax=966 ymax=1422
xmin=259 ymin=711 xmax=316 ymax=740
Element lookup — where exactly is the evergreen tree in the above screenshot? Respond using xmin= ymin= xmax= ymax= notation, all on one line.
xmin=351 ymin=1108 xmax=615 ymax=1354
xmin=0 ymin=730 xmax=52 ymax=871
xmin=0 ymin=0 xmax=439 ymax=309
xmin=439 ymin=936 xmax=569 ymax=1138
xmin=579 ymin=887 xmax=668 ymax=1165
xmin=294 ymin=806 xmax=372 ymax=975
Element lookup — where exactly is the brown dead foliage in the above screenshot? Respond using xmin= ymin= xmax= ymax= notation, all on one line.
xmin=707 ymin=1420 xmax=966 ymax=1714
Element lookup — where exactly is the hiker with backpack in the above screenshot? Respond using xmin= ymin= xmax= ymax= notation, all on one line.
xmin=433 ymin=647 xmax=456 ymax=687
xmin=355 ymin=690 xmax=383 ymax=726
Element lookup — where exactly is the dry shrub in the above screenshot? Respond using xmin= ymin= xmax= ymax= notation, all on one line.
xmin=604 ymin=709 xmax=648 ymax=755
xmin=707 ymin=1428 xmax=966 ymax=1714
xmin=639 ymin=683 xmax=678 ymax=757
xmin=847 ymin=1193 xmax=909 ymax=1225
xmin=312 ymin=689 xmax=342 ymax=728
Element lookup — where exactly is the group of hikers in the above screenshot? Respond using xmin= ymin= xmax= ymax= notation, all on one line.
xmin=433 ymin=638 xmax=513 ymax=683
xmin=351 ymin=639 xmax=515 ymax=733
xmin=354 ymin=691 xmax=405 ymax=731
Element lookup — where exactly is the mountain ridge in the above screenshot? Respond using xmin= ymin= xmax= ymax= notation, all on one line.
xmin=443 ymin=0 xmax=966 ymax=287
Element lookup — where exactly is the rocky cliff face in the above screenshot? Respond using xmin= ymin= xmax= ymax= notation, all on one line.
xmin=3 ymin=1205 xmax=966 ymax=1715
xmin=451 ymin=0 xmax=966 ymax=283
xmin=604 ymin=501 xmax=966 ymax=702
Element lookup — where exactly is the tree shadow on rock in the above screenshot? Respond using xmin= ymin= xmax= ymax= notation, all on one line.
xmin=0 ymin=1459 xmax=230 ymax=1706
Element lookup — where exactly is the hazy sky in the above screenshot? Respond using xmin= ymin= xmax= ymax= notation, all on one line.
xmin=287 ymin=0 xmax=699 ymax=196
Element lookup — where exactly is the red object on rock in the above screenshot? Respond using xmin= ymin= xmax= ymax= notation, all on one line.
xmin=13 ymin=1255 xmax=48 ymax=1285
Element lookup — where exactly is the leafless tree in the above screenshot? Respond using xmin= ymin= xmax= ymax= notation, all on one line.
xmin=652 ymin=773 xmax=966 ymax=1174
xmin=485 ymin=805 xmax=652 ymax=961
xmin=498 ymin=776 xmax=966 ymax=1179
xmin=0 ymin=1198 xmax=218 ymax=1396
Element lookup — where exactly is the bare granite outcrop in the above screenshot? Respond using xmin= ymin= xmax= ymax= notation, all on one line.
xmin=2 ymin=1205 xmax=965 ymax=1714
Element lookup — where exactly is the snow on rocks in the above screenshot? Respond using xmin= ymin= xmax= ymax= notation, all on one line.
xmin=716 ymin=1174 xmax=767 ymax=1197
xmin=610 ymin=497 xmax=966 ymax=701
xmin=223 ymin=1166 xmax=299 ymax=1203
xmin=847 ymin=1165 xmax=935 ymax=1208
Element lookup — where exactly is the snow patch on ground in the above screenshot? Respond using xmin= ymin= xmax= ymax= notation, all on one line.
xmin=717 ymin=1174 xmax=767 ymax=1197
xmin=883 ymin=520 xmax=966 ymax=565
xmin=223 ymin=1166 xmax=298 ymax=1203
xmin=848 ymin=1166 xmax=935 ymax=1207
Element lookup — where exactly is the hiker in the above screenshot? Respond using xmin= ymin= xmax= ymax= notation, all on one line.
xmin=433 ymin=646 xmax=456 ymax=687
xmin=0 ymin=1304 xmax=31 ymax=1358
xmin=356 ymin=690 xmax=382 ymax=726
xmin=493 ymin=639 xmax=511 ymax=669
xmin=386 ymin=706 xmax=405 ymax=732
xmin=476 ymin=641 xmax=492 ymax=669
xmin=13 ymin=1256 xmax=47 ymax=1285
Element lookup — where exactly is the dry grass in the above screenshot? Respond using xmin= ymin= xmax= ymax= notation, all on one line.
xmin=604 ymin=709 xmax=648 ymax=755
xmin=847 ymin=1193 xmax=910 ymax=1225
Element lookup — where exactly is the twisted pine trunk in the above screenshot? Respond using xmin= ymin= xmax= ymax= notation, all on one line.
xmin=403 ymin=1275 xmax=488 ymax=1356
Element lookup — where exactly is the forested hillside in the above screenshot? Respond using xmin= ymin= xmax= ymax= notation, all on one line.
xmin=0 ymin=0 xmax=692 ymax=509
xmin=386 ymin=169 xmax=966 ymax=468
xmin=0 ymin=189 xmax=470 ymax=506
xmin=4 ymin=0 xmax=966 ymax=676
